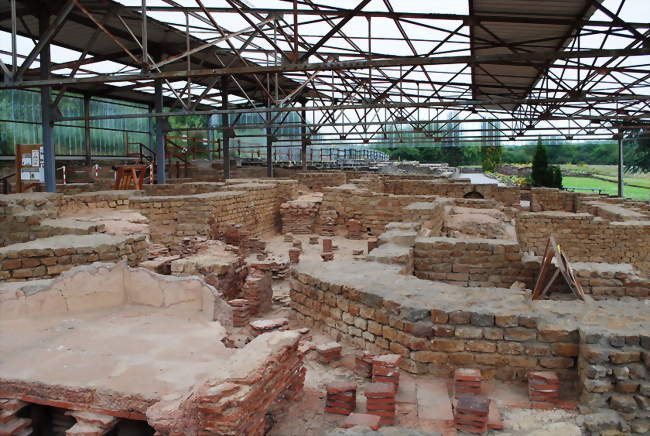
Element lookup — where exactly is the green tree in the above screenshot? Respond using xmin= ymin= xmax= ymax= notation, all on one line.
xmin=481 ymin=144 xmax=502 ymax=172
xmin=625 ymin=129 xmax=650 ymax=173
xmin=531 ymin=138 xmax=549 ymax=186
xmin=532 ymin=138 xmax=563 ymax=187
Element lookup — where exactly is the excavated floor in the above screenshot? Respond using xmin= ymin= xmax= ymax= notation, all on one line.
xmin=0 ymin=305 xmax=229 ymax=409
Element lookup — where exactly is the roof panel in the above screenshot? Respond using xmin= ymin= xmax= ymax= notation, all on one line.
xmin=470 ymin=0 xmax=598 ymax=110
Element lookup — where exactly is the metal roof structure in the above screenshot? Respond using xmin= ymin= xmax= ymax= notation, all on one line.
xmin=0 ymin=0 xmax=648 ymax=189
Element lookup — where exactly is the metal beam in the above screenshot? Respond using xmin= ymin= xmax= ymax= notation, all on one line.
xmin=299 ymin=0 xmax=371 ymax=61
xmin=8 ymin=46 xmax=650 ymax=89
xmin=15 ymin=0 xmax=75 ymax=81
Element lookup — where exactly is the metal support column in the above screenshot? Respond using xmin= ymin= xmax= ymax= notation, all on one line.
xmin=147 ymin=105 xmax=154 ymax=160
xmin=154 ymin=78 xmax=166 ymax=184
xmin=221 ymin=76 xmax=230 ymax=179
xmin=301 ymin=106 xmax=307 ymax=169
xmin=618 ymin=131 xmax=624 ymax=197
xmin=266 ymin=110 xmax=273 ymax=177
xmin=83 ymin=94 xmax=91 ymax=165
xmin=40 ymin=12 xmax=56 ymax=192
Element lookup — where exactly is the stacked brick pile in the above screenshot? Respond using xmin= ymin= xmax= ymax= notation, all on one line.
xmin=229 ymin=299 xmax=251 ymax=327
xmin=321 ymin=238 xmax=334 ymax=262
xmin=454 ymin=368 xmax=482 ymax=397
xmin=243 ymin=266 xmax=273 ymax=315
xmin=319 ymin=208 xmax=337 ymax=236
xmin=316 ymin=342 xmax=342 ymax=363
xmin=528 ymin=371 xmax=560 ymax=404
xmin=372 ymin=355 xmax=401 ymax=388
xmin=309 ymin=236 xmax=319 ymax=245
xmin=211 ymin=223 xmax=266 ymax=256
xmin=364 ymin=382 xmax=396 ymax=426
xmin=183 ymin=332 xmax=305 ymax=436
xmin=280 ymin=196 xmax=322 ymax=234
xmin=347 ymin=219 xmax=363 ymax=240
xmin=288 ymin=248 xmax=301 ymax=264
xmin=367 ymin=237 xmax=378 ymax=252
xmin=355 ymin=352 xmax=375 ymax=377
xmin=0 ymin=234 xmax=147 ymax=282
xmin=325 ymin=382 xmax=357 ymax=415
xmin=454 ymin=395 xmax=490 ymax=434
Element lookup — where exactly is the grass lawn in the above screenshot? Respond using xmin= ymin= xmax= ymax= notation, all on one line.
xmin=560 ymin=164 xmax=650 ymax=187
xmin=562 ymin=176 xmax=650 ymax=201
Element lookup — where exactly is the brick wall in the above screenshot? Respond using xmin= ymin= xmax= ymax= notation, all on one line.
xmin=0 ymin=234 xmax=147 ymax=281
xmin=147 ymin=331 xmax=305 ymax=436
xmin=381 ymin=181 xmax=520 ymax=206
xmin=131 ymin=182 xmax=296 ymax=246
xmin=413 ymin=237 xmax=538 ymax=288
xmin=530 ymin=188 xmax=577 ymax=212
xmin=516 ymin=211 xmax=650 ymax=272
xmin=0 ymin=193 xmax=62 ymax=247
xmin=578 ymin=330 xmax=650 ymax=431
xmin=318 ymin=186 xmax=437 ymax=235
xmin=295 ymin=171 xmax=347 ymax=190
xmin=59 ymin=190 xmax=136 ymax=213
xmin=290 ymin=266 xmax=579 ymax=382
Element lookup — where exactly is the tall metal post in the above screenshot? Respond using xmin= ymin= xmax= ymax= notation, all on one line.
xmin=617 ymin=131 xmax=624 ymax=198
xmin=83 ymin=94 xmax=91 ymax=165
xmin=40 ymin=12 xmax=56 ymax=192
xmin=221 ymin=76 xmax=230 ymax=179
xmin=266 ymin=110 xmax=273 ymax=177
xmin=154 ymin=78 xmax=166 ymax=184
xmin=301 ymin=105 xmax=307 ymax=169
xmin=147 ymin=105 xmax=154 ymax=160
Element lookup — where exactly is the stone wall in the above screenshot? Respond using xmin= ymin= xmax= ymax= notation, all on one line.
xmin=553 ymin=263 xmax=650 ymax=300
xmin=295 ymin=171 xmax=347 ymax=190
xmin=59 ymin=190 xmax=136 ymax=213
xmin=319 ymin=186 xmax=437 ymax=235
xmin=290 ymin=262 xmax=580 ymax=382
xmin=131 ymin=182 xmax=296 ymax=246
xmin=530 ymin=188 xmax=578 ymax=212
xmin=578 ymin=330 xmax=650 ymax=433
xmin=0 ymin=193 xmax=62 ymax=247
xmin=516 ymin=211 xmax=650 ymax=272
xmin=382 ymin=181 xmax=520 ymax=206
xmin=0 ymin=234 xmax=147 ymax=281
xmin=142 ymin=182 xmax=225 ymax=196
xmin=413 ymin=237 xmax=538 ymax=288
